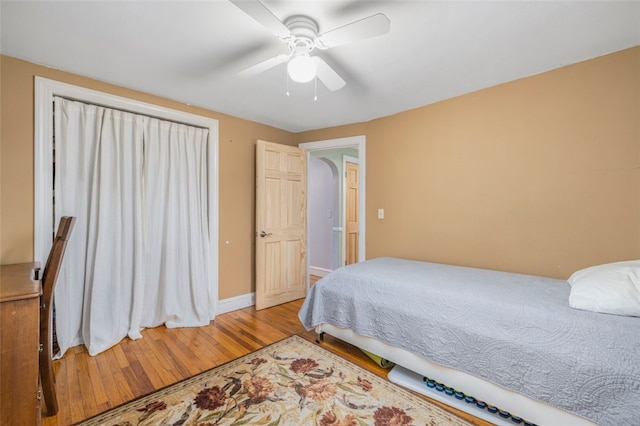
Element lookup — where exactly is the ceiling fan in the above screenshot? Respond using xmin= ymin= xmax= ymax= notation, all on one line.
xmin=229 ymin=0 xmax=391 ymax=91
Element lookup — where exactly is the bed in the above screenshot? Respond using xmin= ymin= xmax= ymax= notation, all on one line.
xmin=298 ymin=257 xmax=640 ymax=426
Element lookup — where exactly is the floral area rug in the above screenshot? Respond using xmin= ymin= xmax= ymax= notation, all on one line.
xmin=76 ymin=335 xmax=472 ymax=425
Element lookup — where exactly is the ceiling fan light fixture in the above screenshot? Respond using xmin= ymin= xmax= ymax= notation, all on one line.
xmin=287 ymin=53 xmax=317 ymax=83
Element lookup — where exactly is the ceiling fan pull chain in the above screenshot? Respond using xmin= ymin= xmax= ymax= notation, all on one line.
xmin=286 ymin=68 xmax=290 ymax=97
xmin=314 ymin=76 xmax=318 ymax=102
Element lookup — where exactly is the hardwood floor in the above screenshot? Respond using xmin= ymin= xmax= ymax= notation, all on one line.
xmin=42 ymin=299 xmax=490 ymax=426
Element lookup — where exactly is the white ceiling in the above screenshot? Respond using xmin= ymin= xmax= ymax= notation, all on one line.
xmin=1 ymin=1 xmax=638 ymax=132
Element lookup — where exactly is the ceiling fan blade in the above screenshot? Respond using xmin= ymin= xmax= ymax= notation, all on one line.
xmin=316 ymin=13 xmax=390 ymax=49
xmin=313 ymin=57 xmax=346 ymax=91
xmin=229 ymin=0 xmax=292 ymax=40
xmin=238 ymin=54 xmax=289 ymax=78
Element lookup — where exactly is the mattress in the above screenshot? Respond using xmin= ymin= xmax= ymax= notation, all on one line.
xmin=298 ymin=257 xmax=640 ymax=426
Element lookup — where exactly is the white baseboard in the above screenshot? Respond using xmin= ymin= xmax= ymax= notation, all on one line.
xmin=310 ymin=266 xmax=332 ymax=277
xmin=217 ymin=292 xmax=255 ymax=315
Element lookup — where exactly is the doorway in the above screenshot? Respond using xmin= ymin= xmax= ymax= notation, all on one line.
xmin=299 ymin=136 xmax=366 ymax=286
xmin=34 ymin=77 xmax=220 ymax=355
xmin=308 ymin=156 xmax=340 ymax=275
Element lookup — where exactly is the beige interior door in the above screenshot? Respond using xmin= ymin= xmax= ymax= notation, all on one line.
xmin=255 ymin=140 xmax=307 ymax=310
xmin=345 ymin=161 xmax=359 ymax=265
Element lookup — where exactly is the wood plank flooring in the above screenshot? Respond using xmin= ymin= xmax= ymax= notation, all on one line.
xmin=42 ymin=299 xmax=490 ymax=426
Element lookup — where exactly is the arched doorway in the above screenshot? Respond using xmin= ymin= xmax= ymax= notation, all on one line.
xmin=308 ymin=157 xmax=339 ymax=275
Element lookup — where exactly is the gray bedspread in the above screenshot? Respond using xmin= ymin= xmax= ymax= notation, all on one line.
xmin=298 ymin=257 xmax=640 ymax=426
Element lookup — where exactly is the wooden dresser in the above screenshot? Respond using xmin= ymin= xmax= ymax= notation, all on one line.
xmin=0 ymin=262 xmax=42 ymax=425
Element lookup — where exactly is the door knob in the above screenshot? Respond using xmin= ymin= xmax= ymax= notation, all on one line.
xmin=259 ymin=230 xmax=273 ymax=238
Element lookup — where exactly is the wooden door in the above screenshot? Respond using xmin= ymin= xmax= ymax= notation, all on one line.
xmin=345 ymin=161 xmax=359 ymax=265
xmin=255 ymin=140 xmax=307 ymax=310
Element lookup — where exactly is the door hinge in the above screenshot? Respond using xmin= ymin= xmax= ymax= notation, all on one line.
xmin=39 ymin=343 xmax=44 ymax=352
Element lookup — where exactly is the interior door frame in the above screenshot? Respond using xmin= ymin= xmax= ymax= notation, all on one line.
xmin=34 ymin=76 xmax=220 ymax=314
xmin=299 ymin=136 xmax=366 ymax=287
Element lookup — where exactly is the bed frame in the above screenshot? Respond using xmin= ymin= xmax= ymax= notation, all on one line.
xmin=316 ymin=323 xmax=596 ymax=426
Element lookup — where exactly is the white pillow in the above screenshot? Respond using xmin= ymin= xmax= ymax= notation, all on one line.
xmin=568 ymin=260 xmax=640 ymax=317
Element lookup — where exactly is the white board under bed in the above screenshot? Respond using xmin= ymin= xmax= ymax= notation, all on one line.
xmin=316 ymin=323 xmax=596 ymax=426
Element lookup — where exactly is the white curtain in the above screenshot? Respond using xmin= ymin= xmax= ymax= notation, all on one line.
xmin=54 ymin=97 xmax=213 ymax=357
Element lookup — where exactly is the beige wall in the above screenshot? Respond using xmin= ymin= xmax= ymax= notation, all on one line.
xmin=0 ymin=55 xmax=296 ymax=299
xmin=298 ymin=47 xmax=640 ymax=278
xmin=1 ymin=47 xmax=638 ymax=300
